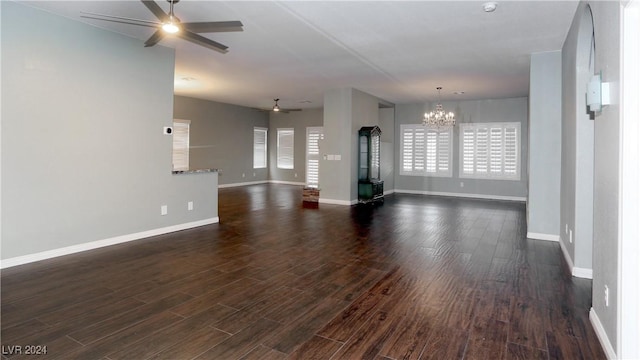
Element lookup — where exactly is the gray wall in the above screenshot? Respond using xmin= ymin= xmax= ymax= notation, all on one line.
xmin=319 ymin=88 xmax=381 ymax=203
xmin=394 ymin=97 xmax=529 ymax=199
xmin=562 ymin=1 xmax=622 ymax=352
xmin=269 ymin=109 xmax=323 ymax=184
xmin=320 ymin=88 xmax=355 ymax=202
xmin=173 ymin=96 xmax=269 ymax=185
xmin=349 ymin=89 xmax=380 ymax=201
xmin=528 ymin=51 xmax=562 ymax=237
xmin=379 ymin=108 xmax=395 ymax=192
xmin=1 ymin=2 xmax=218 ymax=260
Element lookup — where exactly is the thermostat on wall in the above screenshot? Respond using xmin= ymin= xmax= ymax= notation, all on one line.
xmin=163 ymin=126 xmax=173 ymax=135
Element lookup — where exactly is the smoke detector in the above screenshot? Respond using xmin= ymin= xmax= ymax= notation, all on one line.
xmin=483 ymin=2 xmax=498 ymax=12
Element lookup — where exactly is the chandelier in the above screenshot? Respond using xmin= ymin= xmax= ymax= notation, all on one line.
xmin=423 ymin=87 xmax=456 ymax=127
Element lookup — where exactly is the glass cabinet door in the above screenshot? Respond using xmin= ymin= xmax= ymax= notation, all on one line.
xmin=359 ymin=135 xmax=369 ymax=180
xmin=371 ymin=134 xmax=380 ymax=180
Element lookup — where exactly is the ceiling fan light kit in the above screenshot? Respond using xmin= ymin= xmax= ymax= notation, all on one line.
xmin=81 ymin=0 xmax=243 ymax=53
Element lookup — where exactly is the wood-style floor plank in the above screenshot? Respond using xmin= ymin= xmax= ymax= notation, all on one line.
xmin=0 ymin=184 xmax=605 ymax=360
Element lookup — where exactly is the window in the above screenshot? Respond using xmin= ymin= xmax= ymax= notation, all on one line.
xmin=277 ymin=128 xmax=294 ymax=169
xmin=460 ymin=122 xmax=520 ymax=180
xmin=400 ymin=124 xmax=452 ymax=177
xmin=306 ymin=127 xmax=323 ymax=188
xmin=172 ymin=119 xmax=190 ymax=171
xmin=253 ymin=127 xmax=268 ymax=169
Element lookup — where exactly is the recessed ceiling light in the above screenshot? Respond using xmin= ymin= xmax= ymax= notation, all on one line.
xmin=299 ymin=100 xmax=312 ymax=104
xmin=180 ymin=76 xmax=196 ymax=82
xmin=483 ymin=2 xmax=498 ymax=12
xmin=454 ymin=91 xmax=465 ymax=95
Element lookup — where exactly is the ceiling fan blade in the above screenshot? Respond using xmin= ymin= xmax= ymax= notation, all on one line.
xmin=182 ymin=21 xmax=243 ymax=33
xmin=80 ymin=15 xmax=158 ymax=29
xmin=144 ymin=30 xmax=166 ymax=47
xmin=141 ymin=0 xmax=168 ymax=22
xmin=178 ymin=30 xmax=229 ymax=53
xmin=81 ymin=11 xmax=160 ymax=25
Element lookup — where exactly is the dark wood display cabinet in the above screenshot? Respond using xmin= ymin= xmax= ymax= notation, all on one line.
xmin=358 ymin=126 xmax=384 ymax=204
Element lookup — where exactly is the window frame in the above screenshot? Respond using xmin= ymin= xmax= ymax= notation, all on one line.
xmin=399 ymin=124 xmax=453 ymax=177
xmin=459 ymin=122 xmax=521 ymax=181
xmin=253 ymin=127 xmax=268 ymax=169
xmin=276 ymin=128 xmax=295 ymax=170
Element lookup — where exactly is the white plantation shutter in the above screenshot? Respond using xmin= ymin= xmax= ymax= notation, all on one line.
xmin=490 ymin=127 xmax=503 ymax=174
xmin=476 ymin=128 xmax=489 ymax=175
xmin=172 ymin=119 xmax=190 ymax=171
xmin=306 ymin=127 xmax=323 ymax=188
xmin=504 ymin=127 xmax=518 ymax=176
xmin=400 ymin=124 xmax=452 ymax=177
xmin=253 ymin=128 xmax=267 ymax=169
xmin=460 ymin=122 xmax=520 ymax=180
xmin=277 ymin=128 xmax=294 ymax=169
xmin=426 ymin=131 xmax=437 ymax=172
xmin=437 ymin=131 xmax=450 ymax=173
xmin=462 ymin=128 xmax=475 ymax=174
xmin=402 ymin=129 xmax=414 ymax=172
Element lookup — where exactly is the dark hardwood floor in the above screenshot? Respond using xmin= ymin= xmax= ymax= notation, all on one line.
xmin=1 ymin=184 xmax=605 ymax=359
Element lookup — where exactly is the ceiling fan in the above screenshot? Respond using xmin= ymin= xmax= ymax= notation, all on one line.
xmin=252 ymin=99 xmax=302 ymax=114
xmin=80 ymin=0 xmax=243 ymax=53
xmin=271 ymin=99 xmax=302 ymax=114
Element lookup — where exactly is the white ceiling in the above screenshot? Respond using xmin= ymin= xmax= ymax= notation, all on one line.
xmin=24 ymin=1 xmax=578 ymax=110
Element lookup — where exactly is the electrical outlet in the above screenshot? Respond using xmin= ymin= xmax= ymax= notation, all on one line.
xmin=565 ymin=224 xmax=568 ymax=234
xmin=460 ymin=182 xmax=464 ymax=188
xmin=161 ymin=205 xmax=168 ymax=216
xmin=294 ymin=173 xmax=298 ymax=178
xmin=242 ymin=173 xmax=245 ymax=178
xmin=604 ymin=285 xmax=609 ymax=307
xmin=188 ymin=201 xmax=193 ymax=211
xmin=569 ymin=229 xmax=573 ymax=243
xmin=253 ymin=172 xmax=256 ymax=177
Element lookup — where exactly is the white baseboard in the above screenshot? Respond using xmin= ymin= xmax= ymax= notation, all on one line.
xmin=219 ymin=180 xmax=306 ymax=188
xmin=269 ymin=180 xmax=306 ymax=186
xmin=527 ymin=232 xmax=560 ymax=242
xmin=383 ymin=189 xmax=395 ymax=196
xmin=573 ymin=267 xmax=593 ymax=279
xmin=590 ymin=308 xmax=617 ymax=359
xmin=218 ymin=180 xmax=268 ymax=188
xmin=0 ymin=217 xmax=219 ymax=269
xmin=318 ymin=198 xmax=358 ymax=206
xmin=394 ymin=189 xmax=526 ymax=202
xmin=558 ymin=236 xmax=593 ymax=279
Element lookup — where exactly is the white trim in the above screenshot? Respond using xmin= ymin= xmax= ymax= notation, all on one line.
xmin=619 ymin=1 xmax=640 ymax=358
xmin=218 ymin=180 xmax=268 ymax=188
xmin=269 ymin=180 xmax=306 ymax=186
xmin=526 ymin=232 xmax=560 ymax=242
xmin=394 ymin=189 xmax=526 ymax=202
xmin=559 ymin=237 xmax=593 ymax=279
xmin=573 ymin=267 xmax=593 ymax=279
xmin=383 ymin=189 xmax=395 ymax=196
xmin=319 ymin=198 xmax=358 ymax=206
xmin=217 ymin=180 xmax=310 ymax=188
xmin=590 ymin=308 xmax=617 ymax=360
xmin=0 ymin=217 xmax=219 ymax=269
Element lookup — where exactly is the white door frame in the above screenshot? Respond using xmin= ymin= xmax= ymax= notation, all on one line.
xmin=618 ymin=0 xmax=640 ymax=358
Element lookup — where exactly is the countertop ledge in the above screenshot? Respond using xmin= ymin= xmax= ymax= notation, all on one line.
xmin=172 ymin=169 xmax=218 ymax=175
